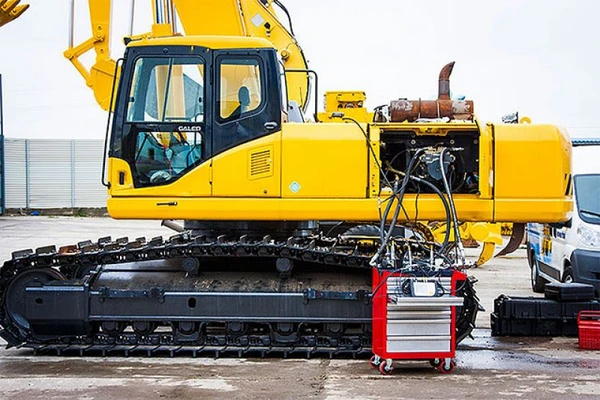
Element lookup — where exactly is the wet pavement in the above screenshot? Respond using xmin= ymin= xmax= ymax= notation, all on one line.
xmin=0 ymin=216 xmax=599 ymax=399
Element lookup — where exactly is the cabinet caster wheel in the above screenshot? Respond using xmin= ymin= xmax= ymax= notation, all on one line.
xmin=429 ymin=358 xmax=442 ymax=369
xmin=370 ymin=355 xmax=381 ymax=369
xmin=440 ymin=360 xmax=455 ymax=374
xmin=379 ymin=360 xmax=393 ymax=375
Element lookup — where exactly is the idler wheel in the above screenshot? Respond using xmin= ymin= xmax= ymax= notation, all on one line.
xmin=176 ymin=321 xmax=199 ymax=335
xmin=275 ymin=322 xmax=295 ymax=335
xmin=5 ymin=268 xmax=66 ymax=332
xmin=101 ymin=321 xmax=126 ymax=335
xmin=226 ymin=321 xmax=247 ymax=336
xmin=133 ymin=321 xmax=156 ymax=335
xmin=325 ymin=323 xmax=345 ymax=337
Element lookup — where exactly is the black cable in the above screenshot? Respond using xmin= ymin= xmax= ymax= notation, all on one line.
xmin=379 ymin=180 xmax=399 ymax=243
xmin=414 ymin=183 xmax=421 ymax=226
xmin=341 ymin=116 xmax=394 ymax=190
xmin=407 ymin=174 xmax=452 ymax=253
xmin=371 ymin=267 xmax=403 ymax=298
xmin=376 ymin=149 xmax=425 ymax=262
xmin=325 ymin=221 xmax=345 ymax=237
xmin=341 ymin=117 xmax=413 ymax=235
xmin=273 ymin=0 xmax=295 ymax=36
xmin=372 ymin=267 xmax=457 ymax=298
xmin=384 ymin=150 xmax=407 ymax=182
xmin=440 ymin=148 xmax=462 ymax=252
xmin=101 ymin=58 xmax=123 ymax=188
xmin=372 ymin=104 xmax=388 ymax=123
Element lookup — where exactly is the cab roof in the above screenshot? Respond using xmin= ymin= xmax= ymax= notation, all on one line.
xmin=127 ymin=35 xmax=275 ymax=50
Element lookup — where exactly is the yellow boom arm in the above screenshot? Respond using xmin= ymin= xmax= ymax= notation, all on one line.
xmin=63 ymin=0 xmax=116 ymax=111
xmin=0 ymin=0 xmax=28 ymax=29
xmin=64 ymin=0 xmax=309 ymax=113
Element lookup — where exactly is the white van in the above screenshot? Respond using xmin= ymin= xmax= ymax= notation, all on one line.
xmin=526 ymin=139 xmax=600 ymax=294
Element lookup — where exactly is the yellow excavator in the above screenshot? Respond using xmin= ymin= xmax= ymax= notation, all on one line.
xmin=0 ymin=1 xmax=571 ymax=357
xmin=60 ymin=0 xmax=535 ymax=268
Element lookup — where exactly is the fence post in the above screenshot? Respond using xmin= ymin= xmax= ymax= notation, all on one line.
xmin=25 ymin=139 xmax=30 ymax=209
xmin=71 ymin=140 xmax=75 ymax=207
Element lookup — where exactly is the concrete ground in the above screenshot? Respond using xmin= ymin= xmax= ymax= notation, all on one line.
xmin=0 ymin=216 xmax=599 ymax=399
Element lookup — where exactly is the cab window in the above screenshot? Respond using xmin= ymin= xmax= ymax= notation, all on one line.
xmin=212 ymin=50 xmax=281 ymax=156
xmin=127 ymin=56 xmax=205 ymax=123
xmin=123 ymin=55 xmax=205 ymax=187
xmin=218 ymin=58 xmax=263 ymax=121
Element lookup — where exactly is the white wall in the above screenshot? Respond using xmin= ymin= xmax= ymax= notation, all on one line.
xmin=4 ymin=138 xmax=107 ymax=209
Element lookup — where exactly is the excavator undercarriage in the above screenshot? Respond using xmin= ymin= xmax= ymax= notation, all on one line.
xmin=1 ymin=228 xmax=479 ymax=357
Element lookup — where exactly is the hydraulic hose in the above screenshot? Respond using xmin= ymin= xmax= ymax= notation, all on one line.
xmin=439 ymin=148 xmax=465 ymax=262
xmin=375 ymin=148 xmax=425 ymax=264
xmin=407 ymin=175 xmax=452 ymax=253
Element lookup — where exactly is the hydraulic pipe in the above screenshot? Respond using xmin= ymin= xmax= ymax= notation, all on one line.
xmin=162 ymin=219 xmax=185 ymax=233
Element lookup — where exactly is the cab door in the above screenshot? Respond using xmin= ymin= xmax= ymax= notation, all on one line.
xmin=210 ymin=49 xmax=282 ymax=197
xmin=109 ymin=45 xmax=213 ymax=198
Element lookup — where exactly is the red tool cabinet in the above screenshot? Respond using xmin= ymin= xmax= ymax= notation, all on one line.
xmin=371 ymin=269 xmax=466 ymax=374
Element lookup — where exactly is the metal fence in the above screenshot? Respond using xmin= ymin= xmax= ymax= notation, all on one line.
xmin=3 ymin=138 xmax=107 ymax=209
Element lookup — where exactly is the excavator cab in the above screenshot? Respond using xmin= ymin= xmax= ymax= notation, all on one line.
xmin=109 ymin=37 xmax=282 ymax=190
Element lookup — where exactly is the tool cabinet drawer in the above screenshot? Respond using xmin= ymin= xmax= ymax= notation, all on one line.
xmin=387 ymin=320 xmax=450 ymax=336
xmin=387 ymin=336 xmax=452 ymax=353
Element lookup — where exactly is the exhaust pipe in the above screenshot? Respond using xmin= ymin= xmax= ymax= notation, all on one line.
xmin=438 ymin=61 xmax=455 ymax=100
xmin=161 ymin=219 xmax=184 ymax=233
xmin=389 ymin=61 xmax=474 ymax=122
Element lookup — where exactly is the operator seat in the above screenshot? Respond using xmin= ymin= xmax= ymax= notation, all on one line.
xmin=229 ymin=86 xmax=251 ymax=120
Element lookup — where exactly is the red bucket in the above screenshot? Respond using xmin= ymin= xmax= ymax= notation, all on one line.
xmin=578 ymin=311 xmax=600 ymax=350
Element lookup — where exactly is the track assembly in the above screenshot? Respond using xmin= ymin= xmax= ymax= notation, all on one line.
xmin=0 ymin=233 xmax=479 ymax=358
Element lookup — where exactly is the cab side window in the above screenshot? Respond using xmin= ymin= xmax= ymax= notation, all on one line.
xmin=218 ymin=58 xmax=263 ymax=121
xmin=213 ymin=51 xmax=281 ymax=155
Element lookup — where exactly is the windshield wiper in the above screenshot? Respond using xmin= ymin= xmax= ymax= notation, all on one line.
xmin=581 ymin=209 xmax=600 ymax=218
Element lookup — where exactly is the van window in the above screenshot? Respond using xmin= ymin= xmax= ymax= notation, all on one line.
xmin=574 ymin=174 xmax=600 ymax=224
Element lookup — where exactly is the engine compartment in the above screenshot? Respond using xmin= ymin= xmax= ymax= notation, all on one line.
xmin=379 ymin=128 xmax=480 ymax=194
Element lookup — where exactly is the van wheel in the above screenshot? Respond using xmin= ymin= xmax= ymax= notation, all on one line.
xmin=562 ymin=266 xmax=574 ymax=283
xmin=531 ymin=259 xmax=546 ymax=293
xmin=526 ymin=245 xmax=535 ymax=269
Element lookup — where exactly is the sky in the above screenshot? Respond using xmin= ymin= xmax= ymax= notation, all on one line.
xmin=1 ymin=0 xmax=600 ymax=139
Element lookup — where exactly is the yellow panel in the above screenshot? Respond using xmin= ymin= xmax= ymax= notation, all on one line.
xmin=173 ymin=0 xmax=244 ymax=36
xmin=281 ymin=123 xmax=368 ymax=198
xmin=128 ymin=35 xmax=274 ymax=50
xmin=478 ymin=122 xmax=493 ymax=199
xmin=494 ymin=199 xmax=572 ymax=223
xmin=106 ymin=122 xmax=571 ymax=224
xmin=318 ymin=91 xmax=374 ymax=123
xmin=494 ymin=123 xmax=572 ymax=221
xmin=212 ymin=133 xmax=281 ymax=197
xmin=107 ymin=196 xmax=494 ymax=222
xmin=318 ymin=108 xmax=374 ymax=124
xmin=367 ymin=126 xmax=381 ymax=198
xmin=108 ymin=157 xmax=211 ymax=197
